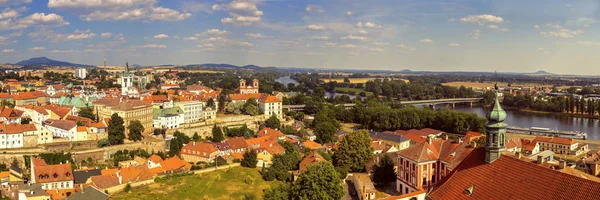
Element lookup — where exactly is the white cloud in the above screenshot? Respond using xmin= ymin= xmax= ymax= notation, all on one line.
xmin=14 ymin=12 xmax=70 ymax=29
xmin=341 ymin=35 xmax=368 ymax=41
xmin=0 ymin=8 xmax=19 ymax=20
xmin=81 ymin=7 xmax=191 ymax=21
xmin=153 ymin=34 xmax=169 ymax=39
xmin=545 ymin=23 xmax=563 ymax=29
xmin=202 ymin=37 xmax=252 ymax=47
xmin=49 ymin=49 xmax=77 ymax=53
xmin=1 ymin=49 xmax=14 ymax=53
xmin=307 ymin=24 xmax=326 ymax=31
xmin=181 ymin=1 xmax=212 ymax=13
xmin=346 ymin=11 xmax=352 ymax=16
xmin=0 ymin=0 xmax=31 ymax=5
xmin=355 ymin=22 xmax=382 ymax=29
xmin=459 ymin=14 xmax=504 ymax=25
xmin=28 ymin=28 xmax=96 ymax=42
xmin=245 ymin=33 xmax=268 ymax=38
xmin=487 ymin=25 xmax=498 ymax=29
xmin=183 ymin=36 xmax=198 ymax=40
xmin=324 ymin=42 xmax=337 ymax=47
xmin=448 ymin=43 xmax=460 ymax=47
xmin=214 ymin=0 xmax=264 ymax=26
xmin=397 ymin=44 xmax=416 ymax=52
xmin=540 ymin=29 xmax=583 ymax=38
xmin=367 ymin=47 xmax=384 ymax=52
xmin=48 ymin=0 xmax=154 ymax=9
xmin=197 ymin=29 xmax=230 ymax=36
xmin=566 ymin=17 xmax=596 ymax=28
xmin=101 ymin=32 xmax=112 ymax=38
xmin=83 ymin=49 xmax=101 ymax=53
xmin=311 ymin=36 xmax=329 ymax=40
xmin=357 ymin=30 xmax=368 ymax=35
xmin=306 ymin=4 xmax=324 ymax=13
xmin=468 ymin=30 xmax=481 ymax=39
xmin=576 ymin=41 xmax=600 ymax=47
xmin=373 ymin=42 xmax=390 ymax=46
xmin=29 ymin=46 xmax=44 ymax=51
xmin=132 ymin=44 xmax=167 ymax=49
xmin=533 ymin=25 xmax=540 ymax=29
xmin=66 ymin=29 xmax=96 ymax=40
xmin=420 ymin=39 xmax=434 ymax=44
xmin=340 ymin=44 xmax=356 ymax=48
xmin=499 ymin=28 xmax=510 ymax=32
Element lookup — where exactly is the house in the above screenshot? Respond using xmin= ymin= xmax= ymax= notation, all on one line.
xmin=506 ymin=138 xmax=539 ymax=155
xmin=302 ymin=140 xmax=324 ymax=151
xmin=152 ymin=107 xmax=184 ymax=129
xmin=180 ymin=141 xmax=220 ymax=163
xmin=527 ymin=150 xmax=555 ymax=164
xmin=227 ymin=137 xmax=248 ymax=154
xmin=89 ymin=174 xmax=121 ymax=190
xmin=187 ymin=85 xmax=214 ymax=95
xmin=44 ymin=119 xmax=87 ymax=141
xmin=175 ymin=101 xmax=203 ymax=123
xmin=534 ymin=136 xmax=588 ymax=155
xmin=147 ymin=155 xmax=164 ymax=169
xmin=576 ymin=150 xmax=600 ymax=176
xmin=372 ymin=140 xmax=388 ymax=154
xmin=66 ymin=186 xmax=109 ymax=200
xmin=258 ymin=95 xmax=283 ymax=117
xmin=256 ymin=142 xmax=286 ymax=167
xmin=463 ymin=131 xmax=484 ymax=143
xmin=256 ymin=128 xmax=286 ymax=141
xmin=0 ymin=106 xmax=25 ymax=124
xmin=30 ymin=157 xmax=75 ymax=198
xmin=32 ymin=106 xmax=50 ymax=124
xmin=208 ymin=141 xmax=232 ymax=156
xmin=93 ymin=98 xmax=153 ymax=135
xmin=0 ymin=124 xmax=24 ymax=148
xmin=9 ymin=164 xmax=23 ymax=182
xmin=395 ymin=138 xmax=476 ymax=195
xmin=203 ymin=106 xmax=217 ymax=120
xmin=73 ymin=168 xmax=101 ymax=185
xmin=159 ymin=156 xmax=192 ymax=174
xmin=370 ymin=131 xmax=411 ymax=151
xmin=352 ymin=173 xmax=376 ymax=200
xmin=292 ymin=151 xmax=326 ymax=179
xmin=17 ymin=182 xmax=51 ymax=200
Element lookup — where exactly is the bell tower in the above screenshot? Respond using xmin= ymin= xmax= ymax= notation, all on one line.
xmin=485 ymin=84 xmax=507 ymax=163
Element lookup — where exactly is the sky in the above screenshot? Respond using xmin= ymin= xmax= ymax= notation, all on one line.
xmin=0 ymin=0 xmax=600 ymax=74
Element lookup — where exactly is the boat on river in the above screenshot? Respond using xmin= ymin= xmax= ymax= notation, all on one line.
xmin=507 ymin=126 xmax=587 ymax=140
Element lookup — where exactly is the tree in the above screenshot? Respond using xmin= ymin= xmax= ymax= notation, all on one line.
xmin=0 ymin=100 xmax=14 ymax=108
xmin=291 ymin=162 xmax=343 ymax=200
xmin=265 ymin=114 xmax=281 ymax=129
xmin=192 ymin=132 xmax=200 ymax=141
xmin=211 ymin=125 xmax=225 ymax=142
xmin=263 ymin=183 xmax=291 ymax=200
xmin=128 ymin=120 xmax=144 ymax=142
xmin=79 ymin=107 xmax=95 ymax=121
xmin=76 ymin=120 xmax=86 ymax=126
xmin=244 ymin=104 xmax=259 ymax=116
xmin=241 ymin=150 xmax=257 ymax=168
xmin=207 ymin=98 xmax=215 ymax=108
xmin=97 ymin=138 xmax=109 ymax=147
xmin=373 ymin=154 xmax=396 ymax=186
xmin=333 ymin=130 xmax=374 ymax=172
xmin=314 ymin=121 xmax=337 ymax=144
xmin=225 ymin=101 xmax=243 ymax=114
xmin=107 ymin=113 xmax=125 ymax=145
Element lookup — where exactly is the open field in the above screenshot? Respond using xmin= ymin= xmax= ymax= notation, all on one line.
xmin=325 ymin=77 xmax=409 ymax=84
xmin=443 ymin=81 xmax=554 ymax=88
xmin=112 ymin=167 xmax=280 ymax=200
xmin=334 ymin=87 xmax=374 ymax=96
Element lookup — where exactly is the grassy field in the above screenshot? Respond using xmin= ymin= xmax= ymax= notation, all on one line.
xmin=112 ymin=167 xmax=280 ymax=200
xmin=334 ymin=87 xmax=374 ymax=96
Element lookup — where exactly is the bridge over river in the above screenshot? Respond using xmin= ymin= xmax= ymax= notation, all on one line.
xmin=283 ymin=98 xmax=483 ymax=111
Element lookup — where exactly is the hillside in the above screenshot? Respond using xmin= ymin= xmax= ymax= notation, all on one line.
xmin=15 ymin=57 xmax=92 ymax=68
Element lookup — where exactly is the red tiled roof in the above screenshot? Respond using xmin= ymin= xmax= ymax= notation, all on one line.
xmin=259 ymin=95 xmax=282 ymax=103
xmin=256 ymin=128 xmax=284 ymax=140
xmin=90 ymin=174 xmax=120 ymax=189
xmin=45 ymin=120 xmax=77 ymax=131
xmin=534 ymin=136 xmax=576 ymax=145
xmin=148 ymin=155 xmax=163 ymax=164
xmin=464 ymin=131 xmax=484 ymax=143
xmin=299 ymin=152 xmax=325 ymax=172
xmin=43 ymin=105 xmax=71 ymax=118
xmin=101 ymin=168 xmax=118 ymax=176
xmin=266 ymin=142 xmax=285 ymax=155
xmin=33 ymin=161 xmax=74 ymax=183
xmin=229 ymin=93 xmax=264 ymax=101
xmin=428 ymin=148 xmax=600 ymax=199
xmin=303 ymin=140 xmax=323 ymax=150
xmin=0 ymin=106 xmax=23 ymax=119
xmin=180 ymin=141 xmax=219 ymax=158
xmin=160 ymin=157 xmax=191 ymax=172
xmin=402 ymin=133 xmax=426 ymax=143
xmin=33 ymin=106 xmax=48 ymax=115
xmin=227 ymin=137 xmax=248 ymax=150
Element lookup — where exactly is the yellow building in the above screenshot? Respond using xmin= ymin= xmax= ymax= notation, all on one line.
xmin=93 ymin=98 xmax=153 ymax=134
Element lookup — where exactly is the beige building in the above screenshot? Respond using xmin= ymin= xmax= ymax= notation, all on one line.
xmin=93 ymin=98 xmax=153 ymax=135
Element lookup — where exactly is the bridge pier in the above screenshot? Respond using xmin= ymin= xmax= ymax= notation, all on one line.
xmin=470 ymin=102 xmax=473 ymax=108
xmin=452 ymin=103 xmax=455 ymax=109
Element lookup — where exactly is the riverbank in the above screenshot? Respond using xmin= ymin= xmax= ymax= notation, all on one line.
xmin=507 ymin=133 xmax=600 ymax=150
xmin=500 ymin=106 xmax=600 ymax=120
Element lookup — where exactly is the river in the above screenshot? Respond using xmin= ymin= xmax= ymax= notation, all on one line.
xmin=454 ymin=106 xmax=600 ymax=140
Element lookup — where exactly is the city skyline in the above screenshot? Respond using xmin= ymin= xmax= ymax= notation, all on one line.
xmin=1 ymin=0 xmax=600 ymax=74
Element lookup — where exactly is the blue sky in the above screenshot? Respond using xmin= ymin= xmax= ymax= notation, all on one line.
xmin=1 ymin=0 xmax=600 ymax=74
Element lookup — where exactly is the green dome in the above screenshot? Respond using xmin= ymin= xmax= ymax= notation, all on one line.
xmin=486 ymin=92 xmax=506 ymax=122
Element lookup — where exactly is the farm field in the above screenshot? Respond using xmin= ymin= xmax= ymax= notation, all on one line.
xmin=112 ymin=167 xmax=280 ymax=200
xmin=334 ymin=87 xmax=374 ymax=96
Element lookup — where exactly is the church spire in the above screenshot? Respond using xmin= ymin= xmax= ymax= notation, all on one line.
xmin=124 ymin=62 xmax=130 ymax=76
xmin=485 ymin=87 xmax=507 ymax=163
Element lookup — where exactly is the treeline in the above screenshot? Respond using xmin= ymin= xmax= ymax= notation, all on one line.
xmin=504 ymin=93 xmax=600 ymax=116
xmin=178 ymin=71 xmax=286 ymax=95
xmin=363 ymin=78 xmax=478 ymax=100
xmin=332 ymin=102 xmax=486 ymax=134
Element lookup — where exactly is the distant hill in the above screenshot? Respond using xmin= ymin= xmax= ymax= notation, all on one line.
xmin=524 ymin=70 xmax=555 ymax=76
xmin=15 ymin=57 xmax=92 ymax=68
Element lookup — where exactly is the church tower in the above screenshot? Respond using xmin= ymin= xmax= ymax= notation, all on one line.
xmin=485 ymin=85 xmax=507 ymax=163
xmin=121 ymin=62 xmax=134 ymax=96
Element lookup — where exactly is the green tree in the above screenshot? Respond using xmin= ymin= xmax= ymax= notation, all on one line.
xmin=107 ymin=113 xmax=125 ymax=145
xmin=127 ymin=120 xmax=144 ymax=142
xmin=0 ymin=100 xmax=14 ymax=108
xmin=291 ymin=162 xmax=343 ymax=200
xmin=263 ymin=183 xmax=291 ymax=200
xmin=211 ymin=125 xmax=225 ymax=142
xmin=97 ymin=138 xmax=109 ymax=147
xmin=225 ymin=101 xmax=243 ymax=114
xmin=192 ymin=132 xmax=200 ymax=141
xmin=244 ymin=104 xmax=259 ymax=116
xmin=333 ymin=130 xmax=374 ymax=172
xmin=78 ymin=107 xmax=95 ymax=121
xmin=76 ymin=120 xmax=86 ymax=126
xmin=241 ymin=150 xmax=257 ymax=168
xmin=207 ymin=98 xmax=215 ymax=108
xmin=314 ymin=121 xmax=337 ymax=144
xmin=373 ymin=154 xmax=396 ymax=186
xmin=265 ymin=114 xmax=281 ymax=129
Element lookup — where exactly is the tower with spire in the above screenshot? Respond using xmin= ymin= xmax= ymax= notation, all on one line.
xmin=485 ymin=85 xmax=507 ymax=163
xmin=121 ymin=62 xmax=134 ymax=96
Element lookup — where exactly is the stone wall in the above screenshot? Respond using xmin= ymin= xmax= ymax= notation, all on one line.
xmin=23 ymin=135 xmax=37 ymax=148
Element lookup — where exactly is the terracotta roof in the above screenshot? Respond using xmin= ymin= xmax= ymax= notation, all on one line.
xmin=44 ymin=105 xmax=71 ymax=118
xmin=428 ymin=148 xmax=600 ymax=199
xmin=66 ymin=116 xmax=93 ymax=126
xmin=160 ymin=157 xmax=191 ymax=172
xmin=33 ymin=106 xmax=49 ymax=115
xmin=534 ymin=136 xmax=576 ymax=145
xmin=299 ymin=152 xmax=326 ymax=172
xmin=229 ymin=93 xmax=264 ymax=101
xmin=256 ymin=128 xmax=284 ymax=140
xmin=259 ymin=95 xmax=282 ymax=103
xmin=245 ymin=136 xmax=270 ymax=148
xmin=32 ymin=157 xmax=47 ymax=167
xmin=45 ymin=119 xmax=77 ymax=131
xmin=0 ymin=124 xmax=25 ymax=134
xmin=148 ymin=155 xmax=163 ymax=164
xmin=303 ymin=140 xmax=323 ymax=150
xmin=77 ymin=126 xmax=87 ymax=132
xmin=405 ymin=128 xmax=444 ymax=137
xmin=559 ymin=167 xmax=600 ymax=183
xmin=0 ymin=93 xmax=12 ymax=99
xmin=227 ymin=137 xmax=248 ymax=150
xmin=0 ymin=106 xmax=23 ymax=119
xmin=464 ymin=131 xmax=484 ymax=143
xmin=372 ymin=141 xmax=387 ymax=151
xmin=90 ymin=174 xmax=120 ymax=189
xmin=33 ymin=162 xmax=74 ymax=183
xmin=402 ymin=133 xmax=426 ymax=143
xmin=230 ymin=152 xmax=244 ymax=160
xmin=21 ymin=124 xmax=37 ymax=132
xmin=266 ymin=142 xmax=285 ymax=155
xmin=47 ymin=189 xmax=75 ymax=200
xmin=180 ymin=141 xmax=219 ymax=158
xmin=100 ymin=168 xmax=118 ymax=176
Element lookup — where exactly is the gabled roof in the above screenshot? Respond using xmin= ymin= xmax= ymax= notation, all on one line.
xmin=148 ymin=155 xmax=163 ymax=164
xmin=160 ymin=157 xmax=191 ymax=172
xmin=227 ymin=137 xmax=248 ymax=150
xmin=259 ymin=95 xmax=282 ymax=103
xmin=180 ymin=141 xmax=219 ymax=158
xmin=90 ymin=174 xmax=120 ymax=189
xmin=534 ymin=136 xmax=576 ymax=145
xmin=428 ymin=148 xmax=600 ymax=199
xmin=257 ymin=127 xmax=285 ymax=140
xmin=464 ymin=131 xmax=484 ymax=143
xmin=45 ymin=119 xmax=77 ymax=131
xmin=303 ymin=140 xmax=323 ymax=150
xmin=299 ymin=152 xmax=326 ymax=172
xmin=66 ymin=186 xmax=109 ymax=200
xmin=33 ymin=162 xmax=74 ymax=183
xmin=229 ymin=93 xmax=264 ymax=101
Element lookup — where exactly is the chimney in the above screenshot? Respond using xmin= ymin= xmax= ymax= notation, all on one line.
xmin=193 ymin=142 xmax=196 ymax=146
xmin=471 ymin=141 xmax=477 ymax=148
xmin=80 ymin=184 xmax=84 ymax=193
xmin=264 ymin=130 xmax=267 ymax=134
xmin=443 ymin=134 xmax=448 ymax=140
xmin=515 ymin=152 xmax=522 ymax=159
xmin=426 ymin=137 xmax=432 ymax=144
xmin=458 ymin=137 xmax=463 ymax=144
xmin=559 ymin=160 xmax=566 ymax=169
xmin=537 ymin=155 xmax=544 ymax=164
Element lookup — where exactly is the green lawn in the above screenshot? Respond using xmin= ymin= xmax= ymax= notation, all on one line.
xmin=112 ymin=167 xmax=280 ymax=200
xmin=334 ymin=87 xmax=374 ymax=96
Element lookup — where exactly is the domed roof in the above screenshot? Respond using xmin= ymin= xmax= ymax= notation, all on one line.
xmin=487 ymin=92 xmax=506 ymax=122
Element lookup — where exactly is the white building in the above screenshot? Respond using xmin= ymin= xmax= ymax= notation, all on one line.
xmin=44 ymin=120 xmax=87 ymax=141
xmin=176 ymin=101 xmax=203 ymax=123
xmin=0 ymin=124 xmax=24 ymax=149
xmin=152 ymin=107 xmax=184 ymax=129
xmin=259 ymin=95 xmax=283 ymax=117
xmin=74 ymin=68 xmax=87 ymax=79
